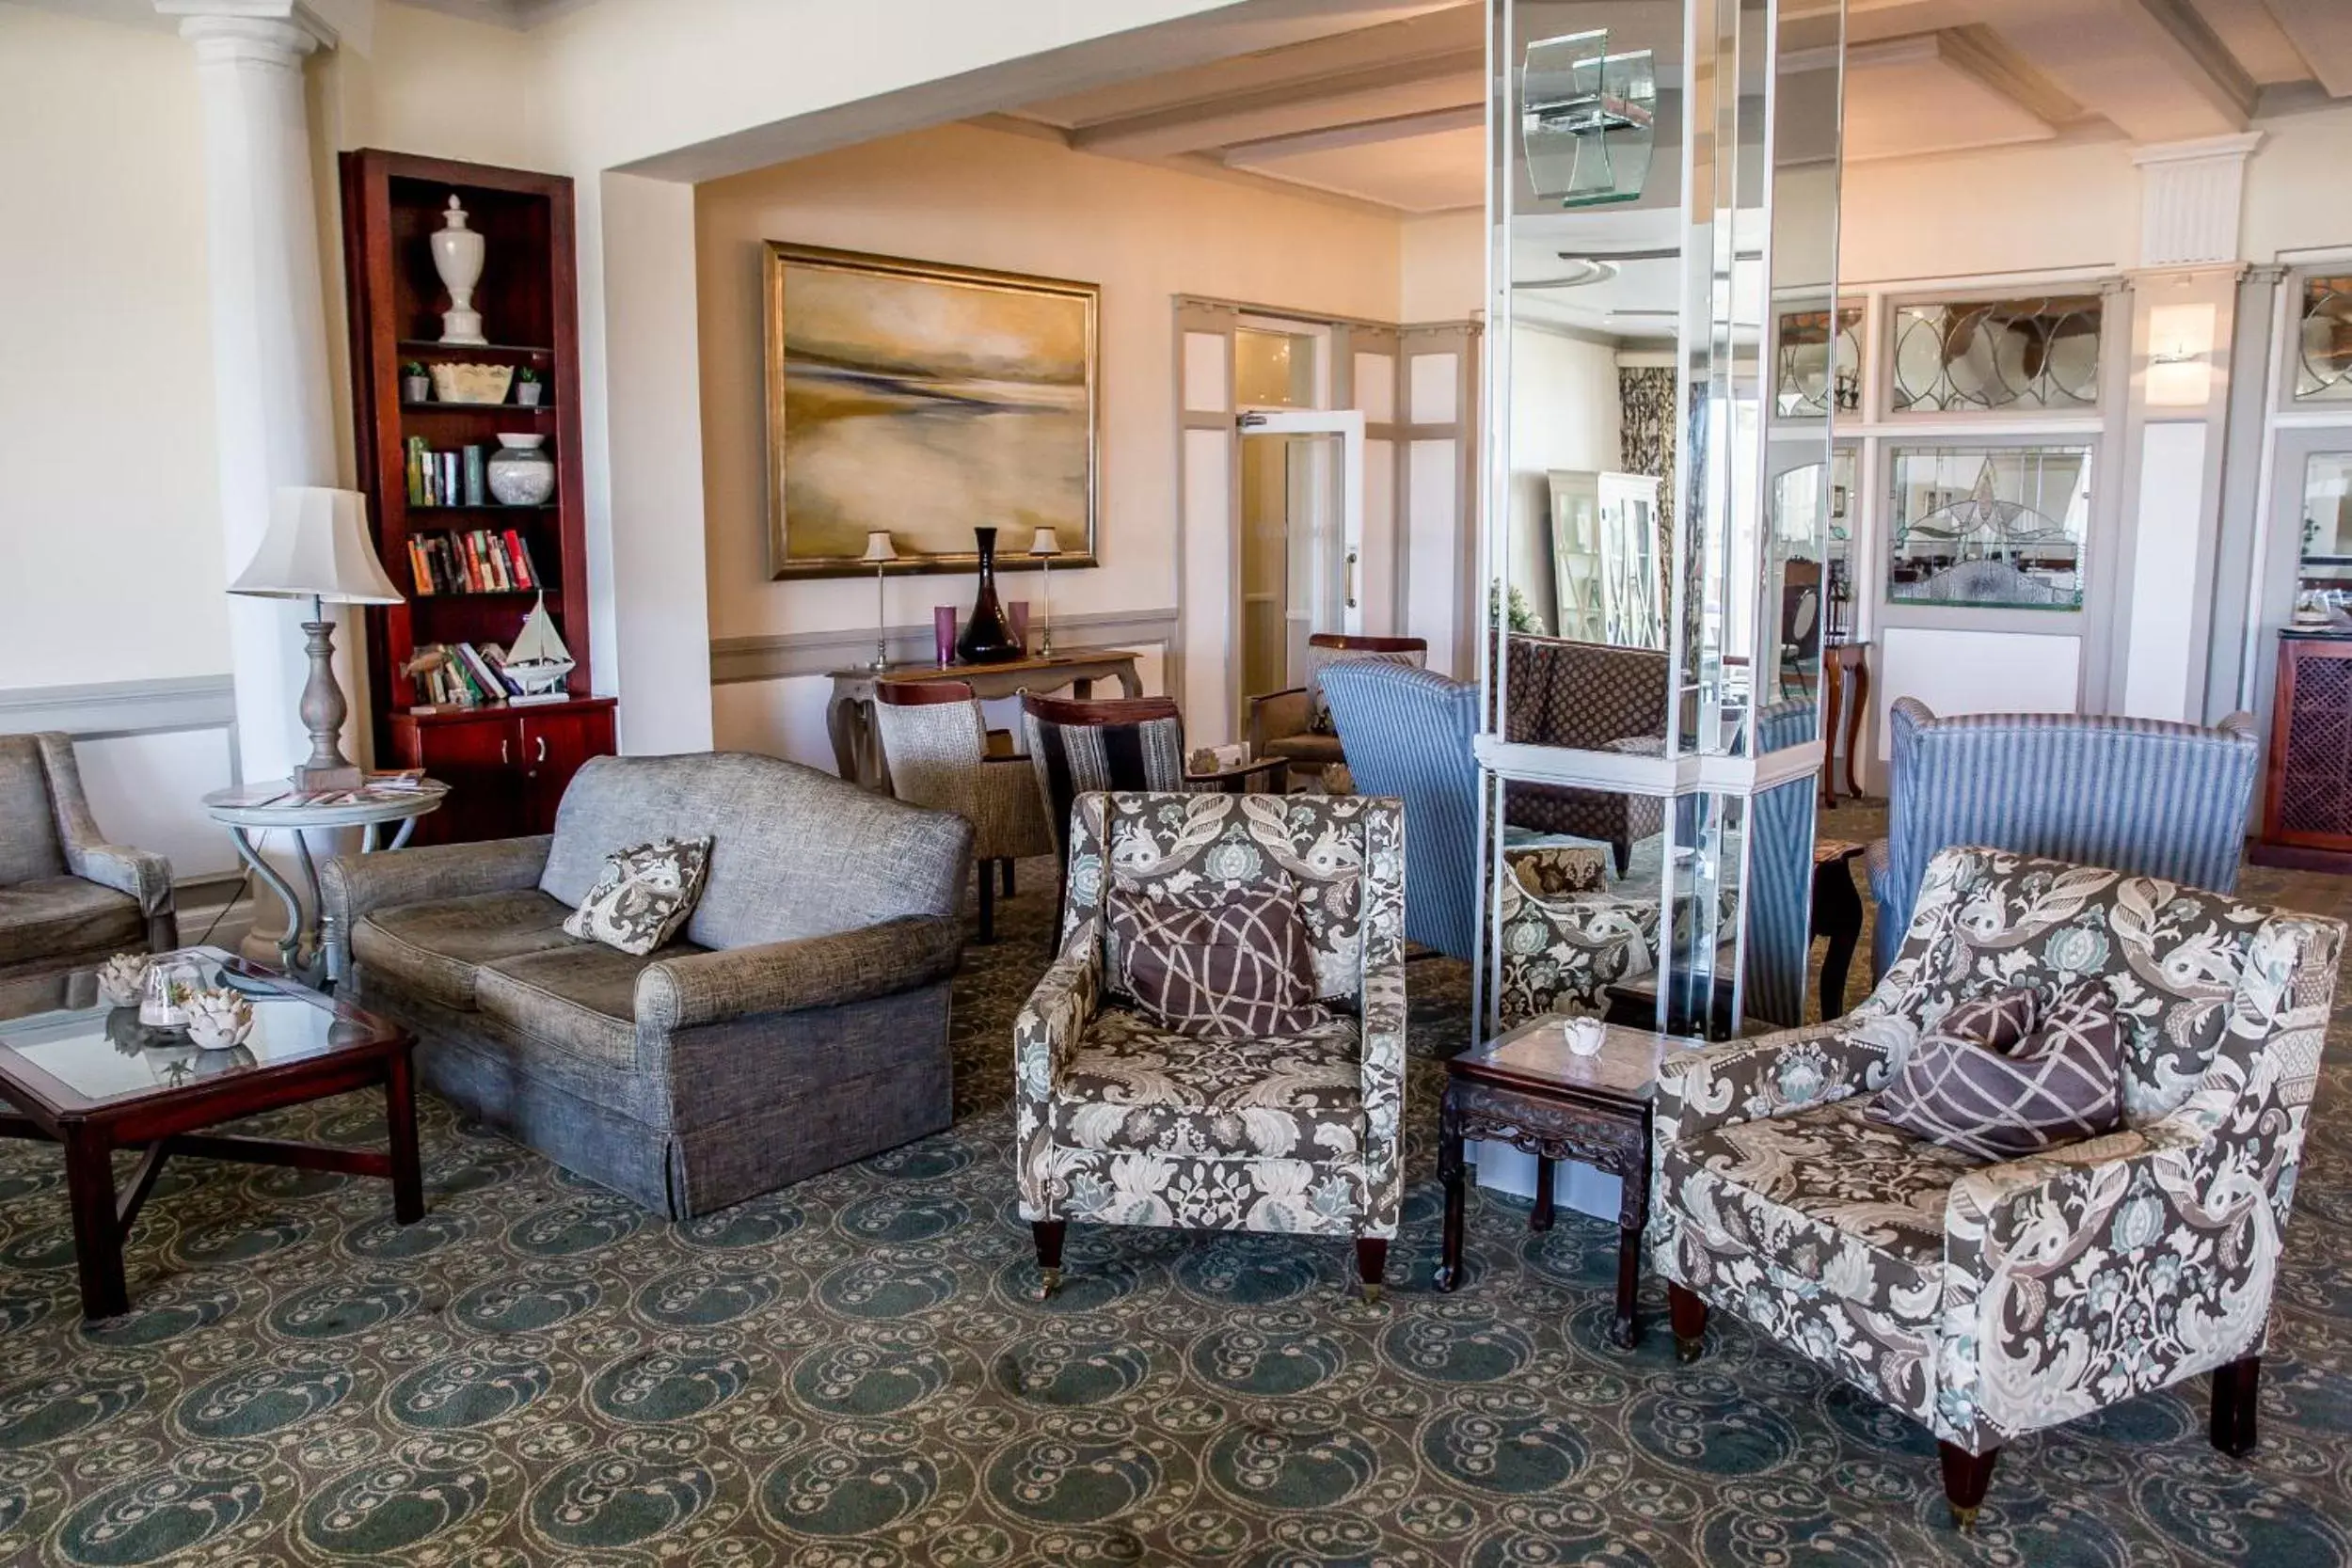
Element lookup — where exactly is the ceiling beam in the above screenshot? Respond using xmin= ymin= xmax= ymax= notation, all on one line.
xmin=1962 ymin=0 xmax=2254 ymax=139
xmin=1938 ymin=23 xmax=2087 ymax=123
xmin=2264 ymin=0 xmax=2352 ymax=96
xmin=1068 ymin=47 xmax=1484 ymax=158
xmin=1219 ymin=101 xmax=1481 ymax=162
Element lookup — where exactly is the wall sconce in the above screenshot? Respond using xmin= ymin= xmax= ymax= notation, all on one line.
xmin=2145 ymin=302 xmax=2217 ymax=408
xmin=1521 ymin=30 xmax=1656 ymax=208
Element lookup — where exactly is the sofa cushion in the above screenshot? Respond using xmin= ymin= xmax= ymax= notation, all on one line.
xmin=1048 ymin=1006 xmax=1363 ymax=1159
xmin=0 ymin=878 xmax=142 ymax=969
xmin=476 ymin=941 xmax=700 ymax=1070
xmin=564 ymin=837 xmax=712 ymax=956
xmin=540 ymin=752 xmax=970 ymax=954
xmin=0 ymin=737 xmax=66 ymax=887
xmin=1869 ymin=980 xmax=2125 ymax=1162
xmin=1661 ymin=1097 xmax=1981 ymax=1320
xmin=353 ymin=889 xmax=579 ymax=1012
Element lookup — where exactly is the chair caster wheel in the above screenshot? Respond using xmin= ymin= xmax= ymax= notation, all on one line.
xmin=1360 ymin=1283 xmax=1384 ymax=1306
xmin=1674 ymin=1334 xmax=1705 ymax=1365
xmin=1038 ymin=1267 xmax=1061 ymax=1297
xmin=1948 ymin=1505 xmax=1979 ymax=1535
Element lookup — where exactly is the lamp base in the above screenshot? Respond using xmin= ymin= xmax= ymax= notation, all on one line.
xmin=293 ymin=762 xmax=364 ymax=792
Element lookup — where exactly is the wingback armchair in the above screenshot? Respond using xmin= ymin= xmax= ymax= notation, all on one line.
xmin=1318 ymin=661 xmax=1482 ymax=960
xmin=1014 ymin=790 xmax=1406 ymax=1297
xmin=0 ymin=732 xmax=176 ymax=979
xmin=1651 ymin=845 xmax=2344 ymax=1530
xmin=1867 ymin=698 xmax=2260 ymax=978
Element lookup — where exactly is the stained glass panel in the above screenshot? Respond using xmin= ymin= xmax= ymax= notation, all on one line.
xmin=2296 ymin=275 xmax=2352 ymax=402
xmin=1774 ymin=308 xmax=1861 ymax=418
xmin=1890 ymin=296 xmax=2101 ymax=413
xmin=1886 ymin=446 xmax=2090 ymax=610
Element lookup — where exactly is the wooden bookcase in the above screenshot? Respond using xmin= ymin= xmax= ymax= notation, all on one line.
xmin=339 ymin=149 xmax=614 ymax=845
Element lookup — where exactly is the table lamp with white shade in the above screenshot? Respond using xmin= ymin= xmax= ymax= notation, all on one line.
xmin=229 ymin=486 xmax=405 ymax=791
xmin=1027 ymin=527 xmax=1062 ymax=655
xmin=862 ymin=530 xmax=898 ymax=671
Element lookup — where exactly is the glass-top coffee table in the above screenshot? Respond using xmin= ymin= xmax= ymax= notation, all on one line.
xmin=0 ymin=947 xmax=421 ymax=1321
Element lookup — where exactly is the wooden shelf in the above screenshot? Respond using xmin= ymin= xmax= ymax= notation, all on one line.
xmin=401 ymin=401 xmax=556 ymax=415
xmin=397 ymin=339 xmax=555 ymax=358
xmin=412 ymin=589 xmax=560 ymax=601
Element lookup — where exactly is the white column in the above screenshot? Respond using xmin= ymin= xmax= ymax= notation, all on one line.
xmin=164 ymin=4 xmax=339 ymax=785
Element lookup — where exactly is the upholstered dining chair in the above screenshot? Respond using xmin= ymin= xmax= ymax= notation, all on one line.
xmin=1022 ymin=692 xmax=1192 ymax=931
xmin=0 ymin=731 xmax=177 ymax=980
xmin=1247 ymin=633 xmax=1427 ymax=790
xmin=1014 ymin=789 xmax=1406 ymax=1298
xmin=1866 ymin=697 xmax=2261 ymax=978
xmin=1652 ymin=845 xmax=2343 ymax=1531
xmin=873 ymin=680 xmax=1054 ymax=942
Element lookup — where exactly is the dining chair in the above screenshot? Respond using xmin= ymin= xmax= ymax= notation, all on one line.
xmin=873 ymin=680 xmax=1054 ymax=941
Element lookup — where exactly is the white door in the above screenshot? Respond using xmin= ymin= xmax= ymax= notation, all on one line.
xmin=1240 ymin=410 xmax=1367 ymax=674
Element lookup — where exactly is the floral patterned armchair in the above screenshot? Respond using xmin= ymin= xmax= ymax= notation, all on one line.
xmin=1650 ymin=846 xmax=2344 ymax=1531
xmin=1014 ymin=791 xmax=1406 ymax=1298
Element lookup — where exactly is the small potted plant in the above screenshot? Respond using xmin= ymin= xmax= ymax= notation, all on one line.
xmin=514 ymin=366 xmax=544 ymax=407
xmin=401 ymin=360 xmax=432 ymax=403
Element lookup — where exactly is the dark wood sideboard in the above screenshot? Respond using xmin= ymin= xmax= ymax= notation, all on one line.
xmin=2253 ymin=630 xmax=2352 ymax=873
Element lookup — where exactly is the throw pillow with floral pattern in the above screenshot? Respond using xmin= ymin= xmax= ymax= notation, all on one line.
xmin=564 ymin=836 xmax=712 ymax=956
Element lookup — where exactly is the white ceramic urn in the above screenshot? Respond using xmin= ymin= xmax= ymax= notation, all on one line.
xmin=432 ymin=195 xmax=488 ymax=345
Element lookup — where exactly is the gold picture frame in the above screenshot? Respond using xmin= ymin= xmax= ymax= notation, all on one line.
xmin=762 ymin=242 xmax=1101 ymax=579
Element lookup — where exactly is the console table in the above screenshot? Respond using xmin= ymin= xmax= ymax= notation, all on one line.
xmin=827 ymin=647 xmax=1143 ymax=790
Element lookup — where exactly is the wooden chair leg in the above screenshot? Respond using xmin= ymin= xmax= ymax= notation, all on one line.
xmin=1667 ymin=1283 xmax=1708 ymax=1363
xmin=1031 ymin=1219 xmax=1066 ymax=1295
xmin=2212 ymin=1354 xmax=2261 ymax=1458
xmin=1355 ymin=1236 xmax=1388 ymax=1304
xmin=977 ymin=863 xmax=995 ymax=943
xmin=1937 ymin=1443 xmax=1998 ymax=1533
xmin=1001 ymin=859 xmax=1016 ymax=897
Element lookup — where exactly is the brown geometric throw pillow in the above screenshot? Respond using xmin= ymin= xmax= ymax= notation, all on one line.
xmin=1867 ymin=979 xmax=2124 ymax=1162
xmin=1104 ymin=884 xmax=1329 ymax=1039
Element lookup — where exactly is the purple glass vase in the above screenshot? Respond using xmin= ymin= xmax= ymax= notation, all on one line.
xmin=1006 ymin=600 xmax=1030 ymax=656
xmin=931 ymin=606 xmax=958 ymax=667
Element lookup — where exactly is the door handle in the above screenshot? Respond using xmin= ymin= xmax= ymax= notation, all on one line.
xmin=1345 ymin=549 xmax=1359 ymax=610
xmin=500 ymin=736 xmax=509 ymax=765
xmin=534 ymin=735 xmax=548 ymax=764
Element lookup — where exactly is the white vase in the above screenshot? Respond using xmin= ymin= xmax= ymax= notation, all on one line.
xmin=431 ymin=195 xmax=487 ymax=346
xmin=487 ymin=435 xmax=556 ymax=506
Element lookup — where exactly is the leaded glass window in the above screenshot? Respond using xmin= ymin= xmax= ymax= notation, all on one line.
xmin=1774 ymin=307 xmax=1860 ymax=417
xmin=1885 ymin=447 xmax=2090 ymax=610
xmin=2296 ymin=275 xmax=2352 ymax=402
xmin=1889 ymin=296 xmax=2101 ymax=413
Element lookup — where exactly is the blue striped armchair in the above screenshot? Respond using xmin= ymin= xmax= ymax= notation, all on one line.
xmin=1317 ymin=663 xmax=1483 ymax=961
xmin=1867 ymin=698 xmax=2261 ymax=979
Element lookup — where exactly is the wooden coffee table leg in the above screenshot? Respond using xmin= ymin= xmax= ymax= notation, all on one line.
xmin=1435 ymin=1094 xmax=1467 ymax=1292
xmin=1531 ymin=1157 xmax=1557 ymax=1232
xmin=385 ymin=1050 xmax=424 ymax=1225
xmin=63 ymin=1132 xmax=128 ymax=1320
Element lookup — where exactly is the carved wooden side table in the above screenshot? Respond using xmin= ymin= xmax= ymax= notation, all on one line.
xmin=1435 ymin=1018 xmax=1684 ymax=1349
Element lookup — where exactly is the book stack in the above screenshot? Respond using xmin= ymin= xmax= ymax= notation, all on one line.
xmin=407 ymin=530 xmax=540 ymax=595
xmin=412 ymin=641 xmax=529 ymax=707
xmin=405 ymin=436 xmax=489 ymax=507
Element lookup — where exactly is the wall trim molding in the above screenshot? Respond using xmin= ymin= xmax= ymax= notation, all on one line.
xmin=711 ymin=607 xmax=1180 ymax=686
xmin=0 ymin=674 xmax=238 ymax=741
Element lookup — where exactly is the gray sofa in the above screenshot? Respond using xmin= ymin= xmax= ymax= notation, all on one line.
xmin=321 ymin=752 xmax=974 ymax=1218
xmin=1 ymin=732 xmax=177 ymax=981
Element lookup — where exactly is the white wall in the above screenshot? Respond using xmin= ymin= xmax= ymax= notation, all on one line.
xmin=0 ymin=5 xmax=224 ymax=691
xmin=693 ymin=120 xmax=1407 ymax=763
xmin=1504 ymin=326 xmax=1621 ymax=632
xmin=1400 ymin=209 xmax=1484 ymax=322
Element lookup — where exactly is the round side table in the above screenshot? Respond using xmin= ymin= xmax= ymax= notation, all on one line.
xmin=201 ymin=781 xmax=448 ymax=988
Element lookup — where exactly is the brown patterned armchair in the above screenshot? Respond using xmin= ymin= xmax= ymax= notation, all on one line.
xmin=1500 ymin=634 xmax=1668 ymax=876
xmin=1013 ymin=791 xmax=1407 ymax=1299
xmin=1650 ymin=846 xmax=2344 ymax=1530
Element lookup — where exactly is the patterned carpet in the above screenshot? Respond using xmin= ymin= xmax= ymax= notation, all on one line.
xmin=0 ymin=825 xmax=2349 ymax=1566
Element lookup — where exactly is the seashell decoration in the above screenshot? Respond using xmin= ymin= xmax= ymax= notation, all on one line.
xmin=183 ymin=988 xmax=256 ymax=1053
xmin=96 ymin=954 xmax=152 ymax=1009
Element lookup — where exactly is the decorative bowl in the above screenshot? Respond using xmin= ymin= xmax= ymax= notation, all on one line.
xmin=1565 ymin=1016 xmax=1608 ymax=1058
xmin=96 ymin=953 xmax=152 ymax=1009
xmin=183 ymin=988 xmax=256 ymax=1053
xmin=428 ymin=362 xmax=515 ymax=405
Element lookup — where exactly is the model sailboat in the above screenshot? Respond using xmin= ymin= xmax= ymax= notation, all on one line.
xmin=504 ymin=594 xmax=576 ymax=704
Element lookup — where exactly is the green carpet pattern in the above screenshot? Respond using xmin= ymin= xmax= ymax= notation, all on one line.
xmin=0 ymin=831 xmax=2347 ymax=1565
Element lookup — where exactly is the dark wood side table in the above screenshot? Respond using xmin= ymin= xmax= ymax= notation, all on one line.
xmin=0 ymin=948 xmax=422 ymax=1321
xmin=1811 ymin=839 xmax=1867 ymax=1018
xmin=1184 ymin=755 xmax=1289 ymax=794
xmin=1437 ymin=1017 xmax=1684 ymax=1348
xmin=1819 ymin=641 xmax=1870 ymax=806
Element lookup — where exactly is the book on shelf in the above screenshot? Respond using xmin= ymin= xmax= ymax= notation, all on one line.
xmin=405 ymin=530 xmax=542 ymax=595
xmin=409 ymin=640 xmax=528 ymax=707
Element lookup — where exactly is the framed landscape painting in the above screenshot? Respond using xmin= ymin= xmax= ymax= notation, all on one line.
xmin=762 ymin=242 xmax=1101 ymax=578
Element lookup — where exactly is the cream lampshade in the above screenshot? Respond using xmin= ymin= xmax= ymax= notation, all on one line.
xmin=229 ymin=487 xmax=405 ymax=791
xmin=1027 ymin=528 xmax=1062 ymax=655
xmin=862 ymin=531 xmax=898 ymax=670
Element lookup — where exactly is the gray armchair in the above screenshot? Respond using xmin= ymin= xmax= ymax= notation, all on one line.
xmin=0 ymin=732 xmax=176 ymax=979
xmin=322 ymin=752 xmax=974 ymax=1218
